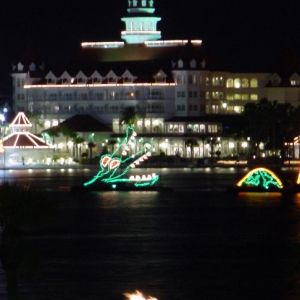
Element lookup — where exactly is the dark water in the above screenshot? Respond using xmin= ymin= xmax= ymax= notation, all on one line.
xmin=4 ymin=189 xmax=300 ymax=300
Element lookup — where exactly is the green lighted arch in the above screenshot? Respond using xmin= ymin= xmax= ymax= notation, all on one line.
xmin=84 ymin=126 xmax=159 ymax=188
xmin=237 ymin=167 xmax=283 ymax=189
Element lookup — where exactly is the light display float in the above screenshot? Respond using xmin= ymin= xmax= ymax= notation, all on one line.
xmin=84 ymin=126 xmax=159 ymax=190
xmin=236 ymin=167 xmax=283 ymax=190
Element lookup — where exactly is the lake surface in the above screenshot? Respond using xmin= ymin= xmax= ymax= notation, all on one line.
xmin=1 ymin=168 xmax=300 ymax=299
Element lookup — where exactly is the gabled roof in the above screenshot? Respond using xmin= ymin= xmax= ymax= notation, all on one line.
xmin=57 ymin=114 xmax=112 ymax=132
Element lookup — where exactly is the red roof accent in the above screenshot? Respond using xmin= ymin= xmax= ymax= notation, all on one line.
xmin=2 ymin=132 xmax=53 ymax=149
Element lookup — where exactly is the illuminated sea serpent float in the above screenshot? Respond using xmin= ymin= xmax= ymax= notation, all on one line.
xmin=227 ymin=167 xmax=286 ymax=192
xmin=84 ymin=126 xmax=160 ymax=190
xmin=237 ymin=167 xmax=283 ymax=190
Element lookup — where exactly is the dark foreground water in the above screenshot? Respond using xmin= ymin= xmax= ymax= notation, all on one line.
xmin=3 ymin=189 xmax=300 ymax=300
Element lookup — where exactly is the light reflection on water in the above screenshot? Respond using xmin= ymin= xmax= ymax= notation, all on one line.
xmin=2 ymin=168 xmax=300 ymax=299
xmin=95 ymin=191 xmax=160 ymax=209
xmin=238 ymin=192 xmax=283 ymax=205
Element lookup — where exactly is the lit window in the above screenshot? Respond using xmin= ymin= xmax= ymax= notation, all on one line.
xmin=212 ymin=77 xmax=221 ymax=86
xmin=226 ymin=79 xmax=233 ymax=88
xmin=211 ymin=105 xmax=218 ymax=114
xmin=242 ymin=78 xmax=249 ymax=87
xmin=250 ymin=78 xmax=258 ymax=88
xmin=206 ymin=77 xmax=210 ymax=86
xmin=234 ymin=78 xmax=241 ymax=88
xmin=250 ymin=94 xmax=258 ymax=100
xmin=208 ymin=124 xmax=218 ymax=132
xmin=242 ymin=94 xmax=249 ymax=100
xmin=291 ymin=80 xmax=300 ymax=86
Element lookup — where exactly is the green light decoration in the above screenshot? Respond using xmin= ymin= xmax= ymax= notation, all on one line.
xmin=237 ymin=167 xmax=283 ymax=189
xmin=84 ymin=126 xmax=159 ymax=188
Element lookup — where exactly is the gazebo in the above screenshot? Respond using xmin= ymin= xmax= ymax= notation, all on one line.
xmin=1 ymin=112 xmax=53 ymax=165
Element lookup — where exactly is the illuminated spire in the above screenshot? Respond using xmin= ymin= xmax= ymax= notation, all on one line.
xmin=121 ymin=0 xmax=161 ymax=44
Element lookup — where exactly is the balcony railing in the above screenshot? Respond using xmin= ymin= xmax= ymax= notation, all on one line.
xmin=27 ymin=95 xmax=167 ymax=102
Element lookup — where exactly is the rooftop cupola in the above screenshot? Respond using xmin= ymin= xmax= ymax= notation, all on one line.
xmin=127 ymin=0 xmax=155 ymax=13
xmin=121 ymin=0 xmax=161 ymax=44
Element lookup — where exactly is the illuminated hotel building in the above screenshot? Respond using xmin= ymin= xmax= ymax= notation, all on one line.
xmin=10 ymin=1 xmax=300 ymax=158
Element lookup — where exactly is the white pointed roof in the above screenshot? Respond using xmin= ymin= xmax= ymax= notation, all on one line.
xmin=2 ymin=112 xmax=53 ymax=149
xmin=11 ymin=112 xmax=32 ymax=130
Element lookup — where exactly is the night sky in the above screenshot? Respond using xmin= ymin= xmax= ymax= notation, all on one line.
xmin=0 ymin=0 xmax=299 ymax=95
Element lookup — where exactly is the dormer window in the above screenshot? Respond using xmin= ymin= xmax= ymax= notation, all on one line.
xmin=124 ymin=77 xmax=133 ymax=83
xmin=155 ymin=76 xmax=166 ymax=83
xmin=29 ymin=63 xmax=36 ymax=72
xmin=93 ymin=77 xmax=100 ymax=83
xmin=108 ymin=77 xmax=117 ymax=83
xmin=47 ymin=78 xmax=54 ymax=84
xmin=153 ymin=70 xmax=167 ymax=83
xmin=75 ymin=71 xmax=87 ymax=84
xmin=106 ymin=70 xmax=118 ymax=83
xmin=190 ymin=59 xmax=197 ymax=68
xmin=178 ymin=59 xmax=184 ymax=69
xmin=290 ymin=73 xmax=300 ymax=86
xmin=17 ymin=63 xmax=24 ymax=72
xmin=59 ymin=71 xmax=71 ymax=84
xmin=122 ymin=70 xmax=136 ymax=83
xmin=91 ymin=71 xmax=102 ymax=84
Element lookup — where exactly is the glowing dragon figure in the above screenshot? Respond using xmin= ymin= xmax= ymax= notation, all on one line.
xmin=237 ymin=167 xmax=283 ymax=189
xmin=84 ymin=126 xmax=159 ymax=188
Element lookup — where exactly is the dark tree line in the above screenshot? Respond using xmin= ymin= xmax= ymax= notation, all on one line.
xmin=241 ymin=98 xmax=300 ymax=154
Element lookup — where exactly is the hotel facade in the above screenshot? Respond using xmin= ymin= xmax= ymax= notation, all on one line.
xmin=10 ymin=1 xmax=300 ymax=160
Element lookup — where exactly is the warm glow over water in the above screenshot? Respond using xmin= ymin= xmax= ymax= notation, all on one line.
xmin=124 ymin=290 xmax=158 ymax=300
